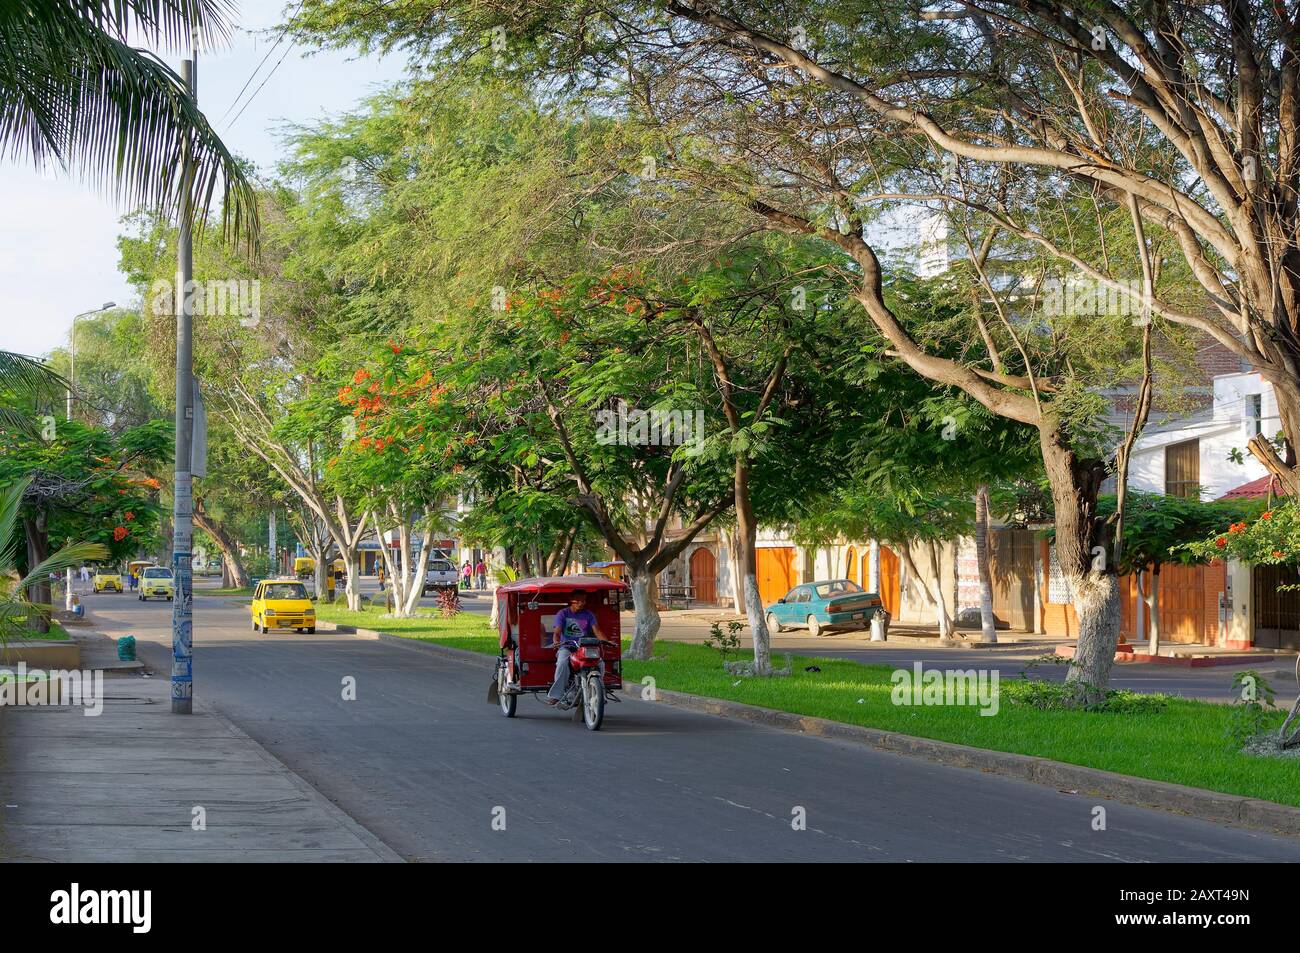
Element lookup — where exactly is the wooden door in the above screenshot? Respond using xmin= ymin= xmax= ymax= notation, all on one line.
xmin=845 ymin=546 xmax=858 ymax=585
xmin=689 ymin=547 xmax=717 ymax=604
xmin=756 ymin=547 xmax=797 ymax=606
xmin=990 ymin=528 xmax=1036 ymax=631
xmin=878 ymin=545 xmax=900 ymax=617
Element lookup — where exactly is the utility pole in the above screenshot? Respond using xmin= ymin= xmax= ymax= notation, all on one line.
xmin=171 ymin=45 xmax=197 ymax=714
xmin=268 ymin=510 xmax=277 ymax=574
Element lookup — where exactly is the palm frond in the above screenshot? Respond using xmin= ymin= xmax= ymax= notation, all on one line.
xmin=0 ymin=1 xmax=258 ymax=245
xmin=0 ymin=476 xmax=26 ymax=570
xmin=18 ymin=541 xmax=110 ymax=592
xmin=0 ymin=350 xmax=64 ymax=401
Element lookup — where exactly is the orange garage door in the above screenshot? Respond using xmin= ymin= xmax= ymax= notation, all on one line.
xmin=756 ymin=547 xmax=797 ymax=606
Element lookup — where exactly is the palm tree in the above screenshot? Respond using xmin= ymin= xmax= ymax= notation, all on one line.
xmin=0 ymin=1 xmax=257 ymax=238
xmin=0 ymin=350 xmax=64 ymax=438
xmin=0 ymin=477 xmax=107 ymax=646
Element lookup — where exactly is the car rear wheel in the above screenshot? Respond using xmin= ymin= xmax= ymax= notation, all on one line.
xmin=307 ymin=627 xmax=316 ymax=634
xmin=807 ymin=615 xmax=822 ymax=637
xmin=766 ymin=612 xmax=783 ymax=634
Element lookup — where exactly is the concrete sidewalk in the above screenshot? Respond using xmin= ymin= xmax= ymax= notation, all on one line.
xmin=0 ymin=676 xmax=402 ymax=863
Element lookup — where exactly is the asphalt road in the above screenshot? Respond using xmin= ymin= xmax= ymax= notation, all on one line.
xmin=77 ymin=586 xmax=1300 ymax=862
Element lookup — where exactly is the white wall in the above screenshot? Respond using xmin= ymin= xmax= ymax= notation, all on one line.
xmin=1127 ymin=372 xmax=1272 ymax=500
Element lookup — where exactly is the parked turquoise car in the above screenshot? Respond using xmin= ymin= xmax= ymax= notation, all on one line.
xmin=765 ymin=579 xmax=884 ymax=637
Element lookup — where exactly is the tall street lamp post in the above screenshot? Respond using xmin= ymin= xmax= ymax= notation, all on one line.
xmin=64 ymin=301 xmax=115 ymax=610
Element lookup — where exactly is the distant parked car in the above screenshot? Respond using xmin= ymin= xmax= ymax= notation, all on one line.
xmin=93 ymin=568 xmax=123 ymax=593
xmin=764 ymin=579 xmax=884 ymax=637
xmin=424 ymin=557 xmax=458 ymax=594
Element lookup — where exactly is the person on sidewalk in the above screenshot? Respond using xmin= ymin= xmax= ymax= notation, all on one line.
xmin=546 ymin=591 xmax=605 ymax=706
xmin=475 ymin=558 xmax=486 ymax=590
xmin=376 ymin=562 xmax=386 ymax=592
xmin=462 ymin=560 xmax=473 ymax=589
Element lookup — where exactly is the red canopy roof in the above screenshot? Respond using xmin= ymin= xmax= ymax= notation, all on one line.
xmin=496 ymin=574 xmax=629 ymax=595
xmin=1218 ymin=475 xmax=1288 ymax=500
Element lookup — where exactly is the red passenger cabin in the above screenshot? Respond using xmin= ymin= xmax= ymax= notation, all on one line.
xmin=495 ymin=575 xmax=626 ymax=691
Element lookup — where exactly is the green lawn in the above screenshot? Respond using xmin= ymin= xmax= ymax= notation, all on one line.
xmin=303 ymin=610 xmax=1300 ymax=808
xmin=203 ymin=586 xmax=255 ymax=598
xmin=313 ymin=603 xmax=496 ymax=649
xmin=4 ymin=621 xmax=71 ymax=642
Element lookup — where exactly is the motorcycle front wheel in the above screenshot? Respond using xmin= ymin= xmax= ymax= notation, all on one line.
xmin=582 ymin=673 xmax=604 ymax=731
xmin=498 ymin=665 xmax=516 ymax=717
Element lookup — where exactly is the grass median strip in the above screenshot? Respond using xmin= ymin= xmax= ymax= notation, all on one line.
xmin=312 ymin=606 xmax=1300 ymax=808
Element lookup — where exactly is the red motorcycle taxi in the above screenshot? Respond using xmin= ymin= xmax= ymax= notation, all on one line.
xmin=488 ymin=575 xmax=625 ymax=730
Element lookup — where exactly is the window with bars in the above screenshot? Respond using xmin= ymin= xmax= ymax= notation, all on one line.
xmin=1164 ymin=439 xmax=1201 ymax=498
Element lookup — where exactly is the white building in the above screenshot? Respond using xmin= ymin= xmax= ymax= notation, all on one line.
xmin=1126 ymin=371 xmax=1276 ymax=501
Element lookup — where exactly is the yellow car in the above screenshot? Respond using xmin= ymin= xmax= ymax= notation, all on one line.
xmin=93 ymin=569 xmax=123 ymax=593
xmin=138 ymin=566 xmax=174 ymax=601
xmin=250 ymin=578 xmax=316 ymax=634
xmin=293 ymin=556 xmax=316 ymax=578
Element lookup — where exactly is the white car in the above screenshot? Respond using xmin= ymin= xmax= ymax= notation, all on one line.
xmin=423 ymin=558 xmax=459 ymax=593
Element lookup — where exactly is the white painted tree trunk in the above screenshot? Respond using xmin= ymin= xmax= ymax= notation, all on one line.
xmin=925 ymin=539 xmax=955 ymax=640
xmin=1063 ymin=572 xmax=1122 ymax=703
xmin=1145 ymin=567 xmax=1161 ymax=656
xmin=975 ymin=486 xmax=997 ymax=643
xmin=626 ymin=571 xmax=661 ymax=660
xmin=342 ymin=548 xmax=362 ymax=611
xmin=1134 ymin=567 xmax=1146 ymax=645
xmin=722 ymin=527 xmax=743 ymax=614
xmin=743 ymin=573 xmax=771 ymax=675
xmin=868 ymin=539 xmax=885 ymax=641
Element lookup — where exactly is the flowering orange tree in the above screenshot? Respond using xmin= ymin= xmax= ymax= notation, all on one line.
xmin=0 ymin=418 xmax=168 ymax=630
xmin=1183 ymin=501 xmax=1297 ymax=565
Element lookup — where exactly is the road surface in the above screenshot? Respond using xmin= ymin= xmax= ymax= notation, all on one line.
xmin=72 ymin=586 xmax=1300 ymax=862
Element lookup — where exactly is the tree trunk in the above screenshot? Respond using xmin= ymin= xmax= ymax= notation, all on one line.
xmin=1040 ymin=423 xmax=1119 ymax=703
xmin=23 ymin=514 xmax=51 ymax=634
xmin=721 ymin=526 xmax=743 ymax=615
xmin=868 ymin=538 xmax=885 ymax=641
xmin=735 ymin=460 xmax=772 ymax=675
xmin=974 ymin=485 xmax=997 ymax=643
xmin=342 ymin=547 xmax=362 ymax=611
xmin=1145 ymin=565 xmax=1162 ymax=656
xmin=193 ymin=510 xmax=249 ymax=588
xmin=924 ymin=539 xmax=956 ymax=641
xmin=626 ymin=570 xmax=661 ymax=660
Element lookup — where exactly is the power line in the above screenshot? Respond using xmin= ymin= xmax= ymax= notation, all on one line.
xmin=217 ymin=1 xmax=305 ymax=129
xmin=225 ymin=38 xmax=295 ymax=131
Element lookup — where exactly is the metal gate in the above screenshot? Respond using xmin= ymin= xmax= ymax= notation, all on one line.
xmin=1254 ymin=564 xmax=1300 ymax=650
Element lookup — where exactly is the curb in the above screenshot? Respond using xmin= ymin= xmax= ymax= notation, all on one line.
xmin=325 ymin=627 xmax=1300 ymax=839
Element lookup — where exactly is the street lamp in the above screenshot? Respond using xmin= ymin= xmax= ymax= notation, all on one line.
xmin=66 ymin=301 xmax=117 ymax=422
xmin=63 ymin=301 xmax=115 ymax=613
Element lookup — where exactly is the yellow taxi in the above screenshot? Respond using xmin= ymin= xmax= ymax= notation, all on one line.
xmin=294 ymin=556 xmax=316 ymax=578
xmin=93 ymin=568 xmax=123 ymax=593
xmin=138 ymin=566 xmax=175 ymax=601
xmin=250 ymin=578 xmax=316 ymax=634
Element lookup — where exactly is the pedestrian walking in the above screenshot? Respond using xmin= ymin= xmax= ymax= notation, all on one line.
xmin=475 ymin=558 xmax=486 ymax=590
xmin=325 ymin=568 xmax=336 ymax=603
xmin=461 ymin=560 xmax=472 ymax=590
xmin=377 ymin=562 xmax=386 ymax=592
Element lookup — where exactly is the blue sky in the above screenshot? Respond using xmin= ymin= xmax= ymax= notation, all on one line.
xmin=0 ymin=3 xmax=407 ymax=358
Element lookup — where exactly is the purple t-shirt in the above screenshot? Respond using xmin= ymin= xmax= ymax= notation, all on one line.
xmin=553 ymin=607 xmax=597 ymax=644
